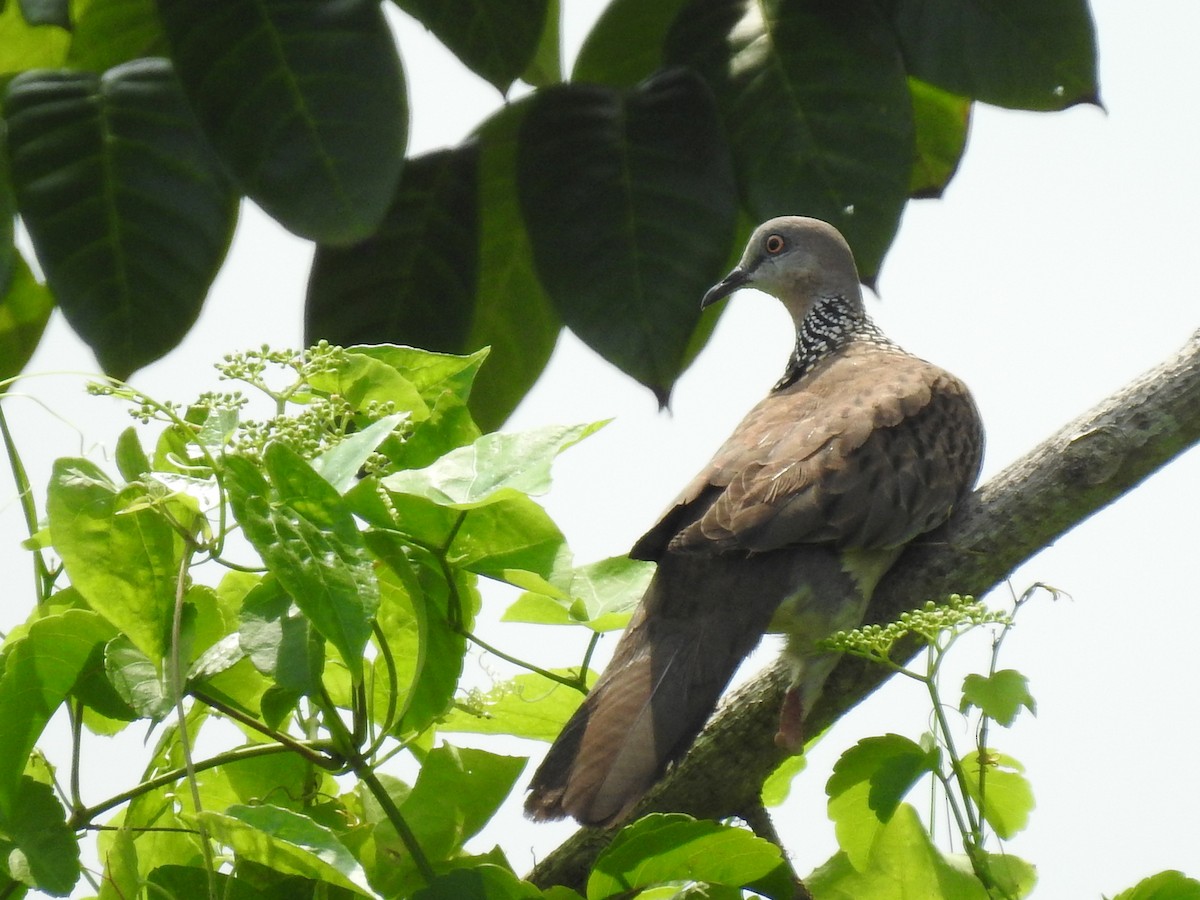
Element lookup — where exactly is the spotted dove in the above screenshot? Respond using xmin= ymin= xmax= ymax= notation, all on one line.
xmin=525 ymin=216 xmax=984 ymax=826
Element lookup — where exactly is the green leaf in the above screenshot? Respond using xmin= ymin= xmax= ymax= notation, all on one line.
xmin=589 ymin=814 xmax=785 ymax=899
xmin=0 ymin=776 xmax=80 ymax=896
xmin=400 ymin=745 xmax=526 ymax=858
xmin=306 ymin=145 xmax=478 ymax=358
xmin=238 ymin=577 xmax=323 ymax=698
xmin=66 ymin=0 xmax=168 ymax=71
xmin=306 ymin=349 xmax=429 ymax=422
xmin=311 ymin=412 xmax=407 ymax=494
xmin=4 ymin=60 xmax=237 ymax=378
xmin=970 ymin=852 xmax=1037 ymax=898
xmin=469 ymin=101 xmax=559 ymax=431
xmin=451 ymin=494 xmax=567 ymax=580
xmin=1113 ymin=870 xmax=1200 ymax=900
xmin=886 ymin=0 xmax=1099 ymax=110
xmin=439 ymin=670 xmax=588 ymax=741
xmin=224 ymin=448 xmax=378 ymax=681
xmin=761 ymin=754 xmax=807 ymax=808
xmin=504 ymin=554 xmax=653 ymax=632
xmin=382 ymin=421 xmax=605 ymax=506
xmin=200 ymin=804 xmax=372 ymax=895
xmin=157 ymin=0 xmax=407 ymax=243
xmin=0 ymin=609 xmax=112 ymax=814
xmin=104 ymin=635 xmax=172 ymax=720
xmin=366 ymin=536 xmax=473 ymax=734
xmin=0 ymin=130 xmax=13 ymax=295
xmin=665 ymin=0 xmax=913 ymax=278
xmin=806 ymin=803 xmax=988 ymax=898
xmin=0 ymin=2 xmax=69 ymax=74
xmin=961 ymin=750 xmax=1034 ymax=840
xmin=960 ymin=668 xmax=1036 ymax=726
xmin=519 ymin=0 xmax=560 ymax=87
xmin=348 ymin=344 xmax=489 ymax=407
xmin=826 ymin=734 xmax=938 ymax=870
xmin=394 ymin=0 xmax=549 ymax=94
xmin=908 ymin=79 xmax=970 ymax=198
xmin=518 ymin=68 xmax=736 ymax=403
xmin=46 ymin=458 xmax=181 ymax=663
xmin=571 ymin=0 xmax=691 ymax=87
xmin=97 ymin=827 xmax=138 ymax=900
xmin=0 ymin=252 xmax=52 ymax=381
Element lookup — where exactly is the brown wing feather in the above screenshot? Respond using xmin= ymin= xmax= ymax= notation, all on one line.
xmin=632 ymin=346 xmax=983 ymax=560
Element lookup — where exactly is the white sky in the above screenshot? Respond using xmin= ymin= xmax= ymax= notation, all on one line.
xmin=3 ymin=0 xmax=1199 ymax=896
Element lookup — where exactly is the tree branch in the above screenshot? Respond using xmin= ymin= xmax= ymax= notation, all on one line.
xmin=528 ymin=329 xmax=1200 ymax=891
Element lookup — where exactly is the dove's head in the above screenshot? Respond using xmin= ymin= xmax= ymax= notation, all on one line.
xmin=702 ymin=217 xmax=862 ymax=324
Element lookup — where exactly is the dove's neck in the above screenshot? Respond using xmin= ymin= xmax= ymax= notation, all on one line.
xmin=775 ymin=293 xmax=898 ymax=390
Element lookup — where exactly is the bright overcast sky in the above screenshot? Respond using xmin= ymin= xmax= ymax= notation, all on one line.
xmin=3 ymin=0 xmax=1199 ymax=896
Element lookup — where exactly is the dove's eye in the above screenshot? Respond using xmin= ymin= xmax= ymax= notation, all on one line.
xmin=764 ymin=234 xmax=785 ymax=254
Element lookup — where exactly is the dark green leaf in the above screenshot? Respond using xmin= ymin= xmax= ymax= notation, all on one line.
xmin=157 ymin=0 xmax=406 ymax=243
xmin=414 ymin=865 xmax=545 ymax=900
xmin=962 ymin=750 xmax=1034 ymax=839
xmin=0 ymin=609 xmax=112 ymax=814
xmin=104 ymin=635 xmax=172 ymax=719
xmin=666 ymin=0 xmax=913 ymax=277
xmin=469 ymin=102 xmax=559 ymax=430
xmin=148 ymin=866 xmax=272 ymax=900
xmin=806 ymin=804 xmax=988 ymax=898
xmin=518 ymin=67 xmax=736 ymax=402
xmin=439 ymin=670 xmax=588 ymax=741
xmin=17 ymin=0 xmax=68 ymax=28
xmin=0 ymin=776 xmax=80 ymax=896
xmin=886 ymin=0 xmax=1099 ymax=110
xmin=4 ymin=60 xmax=237 ymax=377
xmin=382 ymin=421 xmax=604 ymax=506
xmin=589 ymin=814 xmax=785 ymax=899
xmin=200 ymin=805 xmax=371 ymax=895
xmin=0 ymin=253 xmax=52 ymax=381
xmin=395 ymin=0 xmax=548 ymax=93
xmin=826 ymin=734 xmax=938 ymax=869
xmin=66 ymin=0 xmax=167 ymax=71
xmin=306 ymin=145 xmax=478 ymax=358
xmin=0 ymin=128 xmax=13 ymax=294
xmin=70 ymin=635 xmax=137 ymax=725
xmin=960 ymin=668 xmax=1036 ymax=726
xmin=223 ymin=448 xmax=378 ymax=681
xmin=571 ymin=0 xmax=691 ymax=87
xmin=519 ymin=0 xmax=560 ymax=87
xmin=909 ymin=79 xmax=970 ymax=198
xmin=1113 ymin=870 xmax=1200 ymax=900
xmin=45 ymin=458 xmax=181 ymax=663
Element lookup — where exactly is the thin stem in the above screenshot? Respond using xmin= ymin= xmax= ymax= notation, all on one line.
xmin=465 ymin=631 xmax=587 ymax=691
xmin=69 ymin=698 xmax=84 ymax=812
xmin=0 ymin=400 xmax=54 ymax=603
xmin=189 ymin=688 xmax=340 ymax=769
xmin=68 ymin=743 xmax=324 ymax=828
xmin=357 ymin=767 xmax=436 ymax=885
xmin=168 ymin=547 xmax=218 ymax=900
